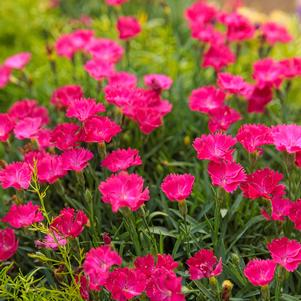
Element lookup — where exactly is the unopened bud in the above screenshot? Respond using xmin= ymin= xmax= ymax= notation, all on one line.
xmin=222 ymin=280 xmax=233 ymax=301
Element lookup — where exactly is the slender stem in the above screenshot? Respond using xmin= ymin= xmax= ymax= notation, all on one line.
xmin=261 ymin=285 xmax=270 ymax=301
xmin=213 ymin=189 xmax=221 ymax=253
xmin=275 ymin=266 xmax=283 ymax=301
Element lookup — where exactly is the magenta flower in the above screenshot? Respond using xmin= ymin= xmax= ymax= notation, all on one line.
xmin=35 ymin=129 xmax=54 ymax=149
xmin=101 ymin=148 xmax=142 ymax=172
xmin=191 ymin=24 xmax=225 ymax=45
xmin=51 ymin=85 xmax=83 ymax=108
xmin=208 ymin=106 xmax=241 ymax=133
xmin=61 ymin=148 xmax=93 ymax=172
xmin=236 ymin=124 xmax=273 ymax=154
xmin=35 ymin=230 xmax=67 ymax=250
xmin=185 ymin=2 xmax=217 ymax=28
xmin=271 ymin=125 xmax=301 ymax=153
xmin=217 ymin=72 xmax=249 ymax=95
xmin=51 ymin=208 xmax=88 ymax=238
xmin=244 ymin=259 xmax=277 ymax=287
xmin=262 ymin=22 xmax=292 ymax=45
xmin=144 ymin=74 xmax=173 ymax=92
xmin=84 ymin=59 xmax=114 ymax=81
xmin=208 ymin=160 xmax=246 ymax=193
xmin=0 ymin=65 xmax=11 ymax=88
xmin=80 ymin=116 xmax=121 ymax=143
xmin=193 ymin=133 xmax=236 ymax=162
xmin=105 ymin=267 xmax=146 ymax=300
xmin=105 ymin=0 xmax=128 ymax=6
xmin=245 ymin=85 xmax=273 ymax=113
xmin=267 ymin=237 xmax=301 ymax=272
xmin=0 ymin=228 xmax=18 ymax=261
xmin=117 ymin=16 xmax=141 ymax=40
xmin=261 ymin=196 xmax=292 ymax=221
xmin=240 ymin=168 xmax=285 ymax=200
xmin=202 ymin=43 xmax=235 ymax=72
xmin=187 ymin=249 xmax=222 ymax=280
xmin=0 ymin=162 xmax=32 ymax=190
xmin=0 ymin=113 xmax=14 ymax=142
xmin=108 ymin=71 xmax=137 ymax=87
xmin=161 ymin=173 xmax=195 ymax=202
xmin=83 ymin=245 xmax=122 ymax=291
xmin=51 ymin=123 xmax=80 ymax=151
xmin=14 ymin=117 xmax=42 ymax=140
xmin=2 ymin=202 xmax=43 ymax=228
xmin=4 ymin=52 xmax=31 ymax=70
xmin=289 ymin=200 xmax=301 ymax=231
xmin=280 ymin=58 xmax=301 ymax=79
xmin=189 ymin=86 xmax=225 ymax=114
xmin=99 ymin=172 xmax=150 ymax=212
xmin=66 ymin=97 xmax=106 ymax=122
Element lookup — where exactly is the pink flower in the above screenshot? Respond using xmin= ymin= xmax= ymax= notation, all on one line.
xmin=240 ymin=168 xmax=285 ymax=200
xmin=271 ymin=125 xmax=301 ymax=153
xmin=202 ymin=43 xmax=235 ymax=72
xmin=267 ymin=237 xmax=301 ymax=272
xmin=161 ymin=174 xmax=195 ymax=202
xmin=187 ymin=249 xmax=222 ymax=280
xmin=86 ymin=38 xmax=124 ymax=64
xmin=246 ymin=85 xmax=273 ymax=113
xmin=61 ymin=148 xmax=93 ymax=172
xmin=105 ymin=268 xmax=146 ymax=300
xmin=289 ymin=200 xmax=301 ymax=231
xmin=51 ymin=123 xmax=80 ymax=151
xmin=0 ymin=113 xmax=14 ymax=142
xmin=108 ymin=71 xmax=137 ymax=87
xmin=185 ymin=2 xmax=217 ymax=27
xmin=262 ymin=196 xmax=292 ymax=221
xmin=66 ymin=98 xmax=106 ymax=122
xmin=117 ymin=16 xmax=141 ymax=40
xmin=51 ymin=85 xmax=83 ymax=108
xmin=35 ymin=129 xmax=54 ymax=149
xmin=217 ymin=72 xmax=249 ymax=95
xmin=75 ymin=274 xmax=90 ymax=301
xmin=222 ymin=12 xmax=255 ymax=42
xmin=189 ymin=86 xmax=225 ymax=114
xmin=208 ymin=106 xmax=241 ymax=133
xmin=105 ymin=85 xmax=137 ymax=107
xmin=4 ymin=52 xmax=31 ymax=70
xmin=193 ymin=133 xmax=236 ymax=162
xmin=101 ymin=148 xmax=142 ymax=172
xmin=84 ymin=59 xmax=114 ymax=81
xmin=106 ymin=0 xmax=128 ymax=6
xmin=0 ymin=162 xmax=32 ymax=190
xmin=2 ymin=202 xmax=43 ymax=228
xmin=144 ymin=74 xmax=173 ymax=92
xmin=35 ymin=230 xmax=67 ymax=250
xmin=51 ymin=208 xmax=88 ymax=238
xmin=37 ymin=154 xmax=67 ymax=184
xmin=253 ymin=59 xmax=283 ymax=89
xmin=208 ymin=160 xmax=246 ymax=193
xmin=0 ymin=228 xmax=18 ymax=261
xmin=191 ymin=24 xmax=225 ymax=45
xmin=236 ymin=124 xmax=273 ymax=154
xmin=83 ymin=245 xmax=122 ymax=291
xmin=262 ymin=22 xmax=292 ymax=45
xmin=0 ymin=65 xmax=11 ymax=88
xmin=244 ymin=259 xmax=276 ymax=286
xmin=14 ymin=117 xmax=42 ymax=140
xmin=99 ymin=172 xmax=150 ymax=212
xmin=80 ymin=116 xmax=121 ymax=143
xmin=279 ymin=58 xmax=301 ymax=79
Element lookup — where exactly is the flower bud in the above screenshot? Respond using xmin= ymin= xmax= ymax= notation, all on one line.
xmin=222 ymin=280 xmax=233 ymax=301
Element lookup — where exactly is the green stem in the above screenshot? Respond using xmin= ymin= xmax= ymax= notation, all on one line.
xmin=261 ymin=285 xmax=270 ymax=301
xmin=275 ymin=266 xmax=283 ymax=301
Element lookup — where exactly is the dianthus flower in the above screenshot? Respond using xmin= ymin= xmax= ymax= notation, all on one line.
xmin=245 ymin=85 xmax=273 ymax=113
xmin=84 ymin=59 xmax=114 ymax=81
xmin=117 ymin=16 xmax=141 ymax=40
xmin=191 ymin=24 xmax=225 ymax=45
xmin=267 ymin=237 xmax=301 ymax=272
xmin=61 ymin=148 xmax=93 ymax=172
xmin=262 ymin=22 xmax=292 ymax=45
xmin=105 ymin=267 xmax=146 ymax=300
xmin=99 ymin=172 xmax=149 ymax=212
xmin=240 ymin=168 xmax=285 ymax=200
xmin=144 ymin=74 xmax=173 ymax=92
xmin=288 ymin=200 xmax=301 ymax=231
xmin=80 ymin=116 xmax=121 ymax=143
xmin=0 ymin=228 xmax=18 ymax=261
xmin=51 ymin=208 xmax=88 ymax=238
xmin=208 ymin=161 xmax=246 ymax=192
xmin=187 ymin=249 xmax=222 ymax=280
xmin=2 ymin=202 xmax=43 ymax=228
xmin=83 ymin=245 xmax=122 ymax=291
xmin=108 ymin=71 xmax=137 ymax=87
xmin=193 ymin=133 xmax=236 ymax=162
xmin=35 ymin=129 xmax=54 ymax=149
xmin=4 ymin=52 xmax=31 ymax=69
xmin=106 ymin=0 xmax=128 ymax=6
xmin=51 ymin=85 xmax=83 ymax=108
xmin=66 ymin=97 xmax=105 ymax=122
xmin=236 ymin=124 xmax=273 ymax=154
xmin=0 ymin=113 xmax=14 ymax=142
xmin=189 ymin=86 xmax=225 ymax=114
xmin=35 ymin=230 xmax=67 ymax=250
xmin=271 ymin=125 xmax=301 ymax=153
xmin=14 ymin=117 xmax=42 ymax=140
xmin=261 ymin=196 xmax=292 ymax=221
xmin=101 ymin=148 xmax=142 ymax=172
xmin=279 ymin=58 xmax=301 ymax=79
xmin=161 ymin=174 xmax=195 ymax=202
xmin=217 ymin=72 xmax=249 ymax=95
xmin=51 ymin=123 xmax=80 ymax=151
xmin=0 ymin=162 xmax=32 ymax=190
xmin=0 ymin=65 xmax=11 ymax=88
xmin=244 ymin=259 xmax=276 ymax=287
